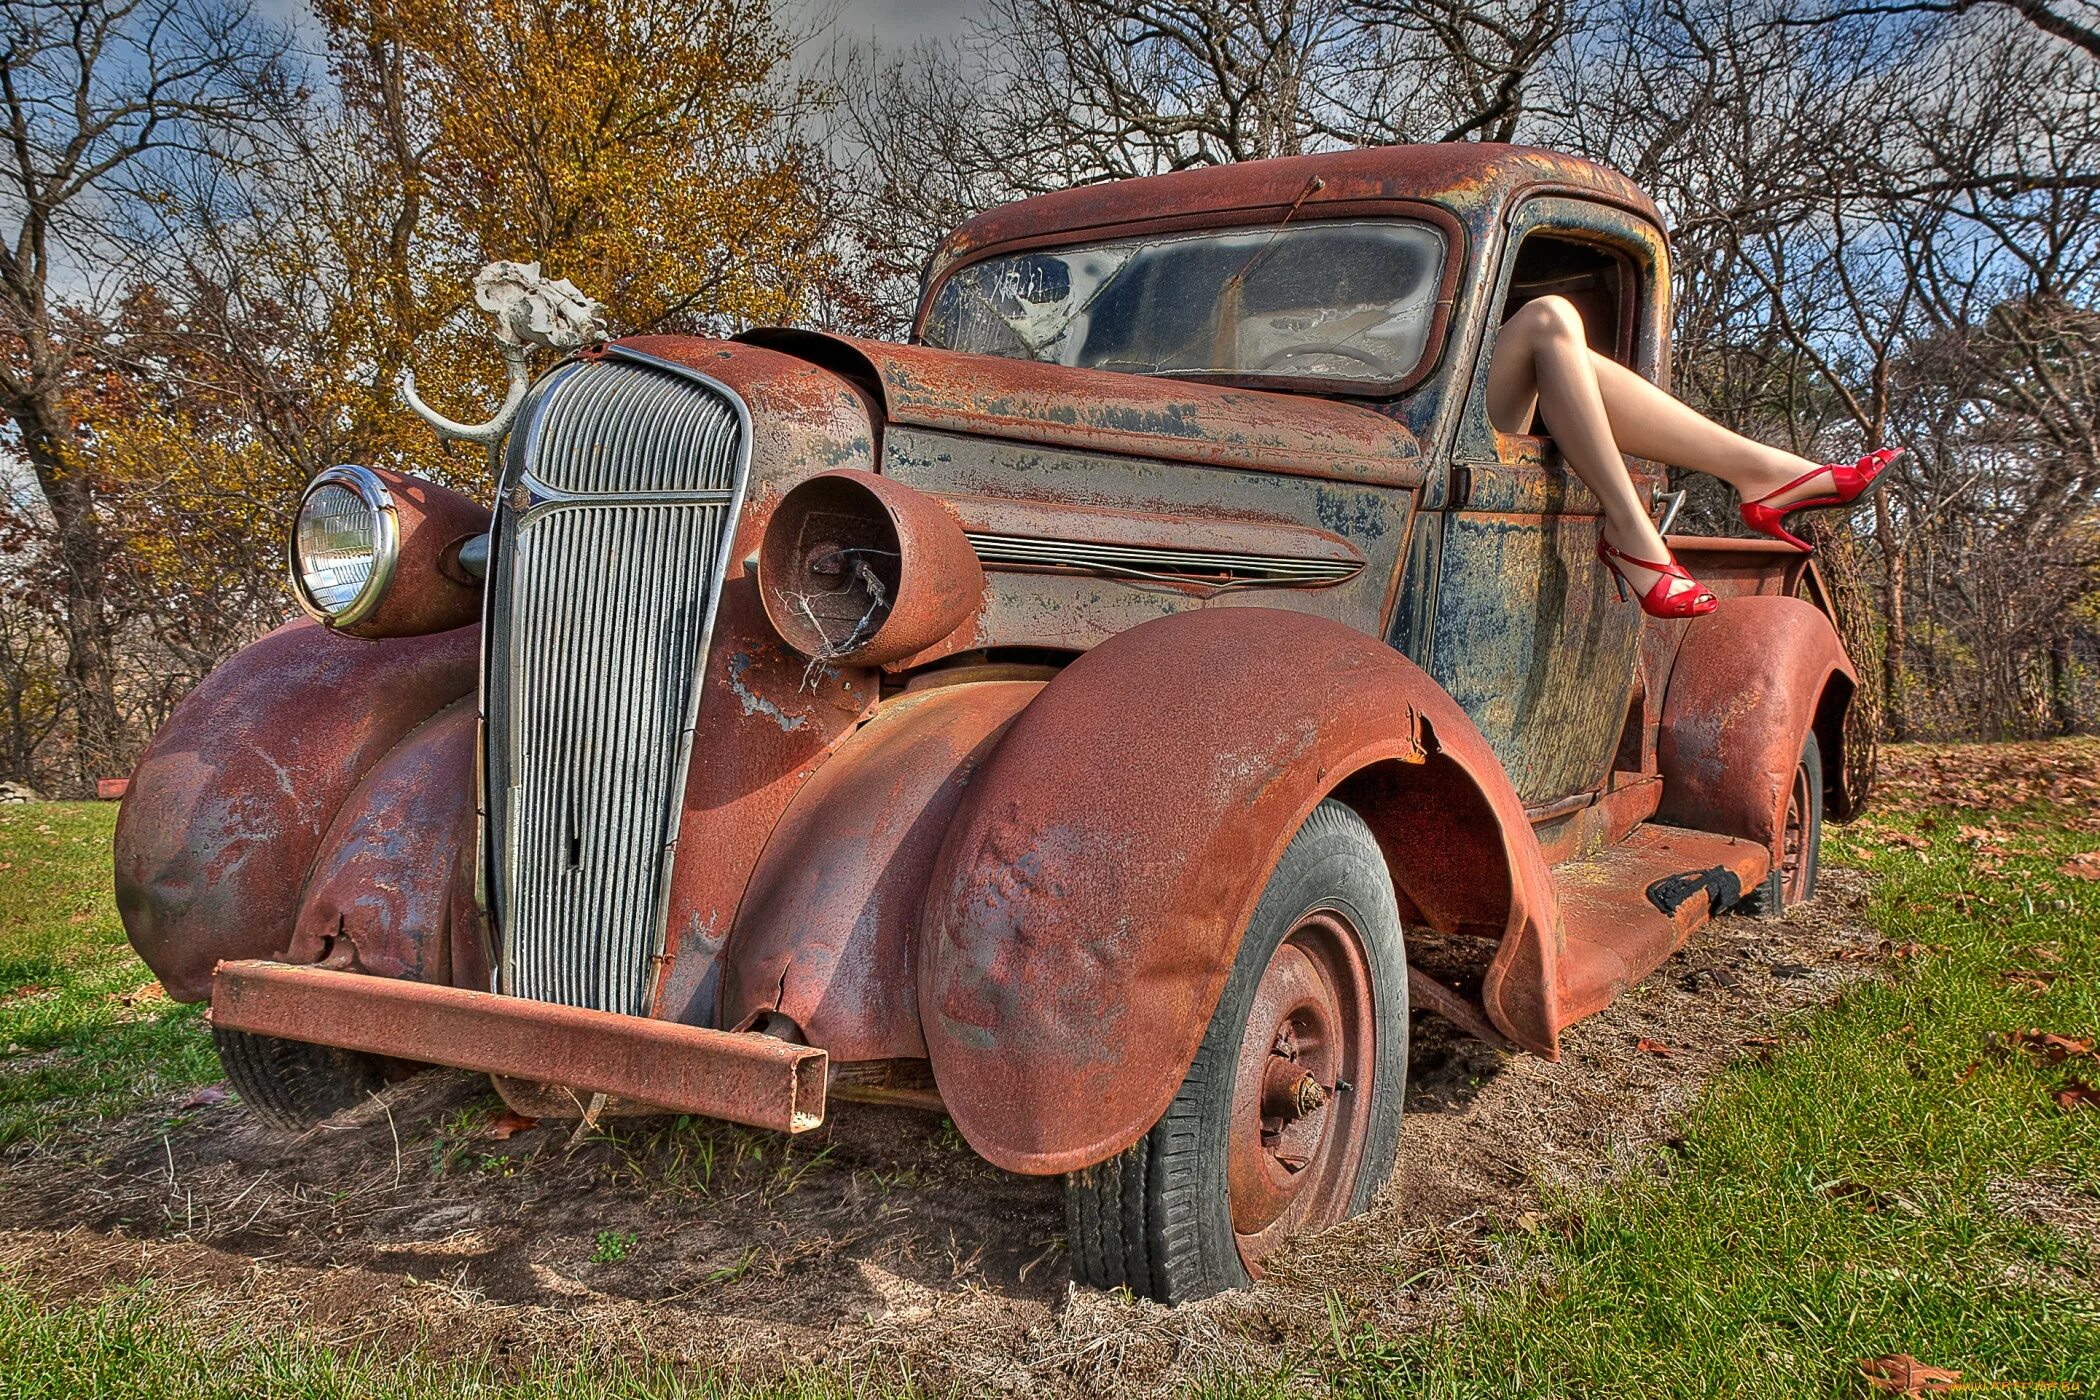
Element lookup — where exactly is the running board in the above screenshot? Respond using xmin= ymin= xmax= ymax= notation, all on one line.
xmin=1552 ymin=823 xmax=1771 ymax=1024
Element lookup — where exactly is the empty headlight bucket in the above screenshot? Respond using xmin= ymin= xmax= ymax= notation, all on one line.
xmin=290 ymin=465 xmax=399 ymax=628
xmin=759 ymin=470 xmax=986 ymax=667
xmin=288 ymin=465 xmax=489 ymax=638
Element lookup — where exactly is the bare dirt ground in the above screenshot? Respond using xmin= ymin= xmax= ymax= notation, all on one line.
xmin=0 ymin=867 xmax=1888 ymax=1397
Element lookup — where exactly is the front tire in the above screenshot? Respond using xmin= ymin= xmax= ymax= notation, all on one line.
xmin=1065 ymin=800 xmax=1409 ymax=1302
xmin=213 ymin=1027 xmax=392 ymax=1131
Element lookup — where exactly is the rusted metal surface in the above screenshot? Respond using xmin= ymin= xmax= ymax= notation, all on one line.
xmin=1228 ymin=910 xmax=1377 ymax=1275
xmin=827 ymin=1058 xmax=947 ymax=1114
xmin=286 ymin=700 xmax=478 ymax=987
xmin=1531 ymin=770 xmax=1662 ymax=867
xmin=1655 ymin=595 xmax=1855 ymax=854
xmin=923 ymin=146 xmax=1658 ymax=333
xmin=744 ymin=329 xmax=1428 ymax=489
xmin=600 ymin=338 xmax=885 ymax=1028
xmin=721 ymin=681 xmax=1039 ymax=1061
xmin=1552 ymin=823 xmax=1771 ymax=1020
xmin=211 ymin=960 xmax=829 ymax=1133
xmin=758 ymin=470 xmax=986 ymax=667
xmin=95 ymin=778 xmax=128 ymax=800
xmin=921 ymin=607 xmax=1560 ymax=1175
xmin=331 ymin=469 xmax=489 ymax=639
xmin=1668 ymin=535 xmax=1816 ymax=602
xmin=1405 ymin=966 xmax=1511 ymax=1047
xmin=116 ymin=620 xmax=479 ymax=1002
xmin=882 ymin=429 xmax=1416 ymax=660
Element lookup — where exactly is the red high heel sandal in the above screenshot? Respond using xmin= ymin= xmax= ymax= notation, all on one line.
xmin=1739 ymin=447 xmax=1902 ymax=553
xmin=1596 ymin=536 xmax=1718 ymax=619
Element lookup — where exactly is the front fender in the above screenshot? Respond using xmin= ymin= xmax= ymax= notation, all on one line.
xmin=719 ymin=680 xmax=1041 ymax=1060
xmin=114 ymin=619 xmax=479 ymax=1001
xmin=919 ymin=608 xmax=1558 ymax=1175
xmin=285 ymin=699 xmax=485 ymax=990
xmin=1655 ymin=594 xmax=1856 ymax=849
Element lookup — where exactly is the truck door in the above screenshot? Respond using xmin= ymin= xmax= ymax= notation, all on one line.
xmin=1417 ymin=197 xmax=1671 ymax=808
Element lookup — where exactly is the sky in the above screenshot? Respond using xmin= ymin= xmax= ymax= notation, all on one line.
xmin=824 ymin=0 xmax=981 ymax=42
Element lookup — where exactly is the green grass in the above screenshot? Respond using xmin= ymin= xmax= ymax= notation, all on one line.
xmin=1325 ymin=789 xmax=2100 ymax=1397
xmin=0 ymin=1283 xmax=882 ymax=1400
xmin=0 ymin=803 xmax=218 ymax=1149
xmin=3 ymin=771 xmax=2097 ymax=1396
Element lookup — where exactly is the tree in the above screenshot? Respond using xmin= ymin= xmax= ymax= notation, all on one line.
xmin=0 ymin=0 xmax=291 ymax=785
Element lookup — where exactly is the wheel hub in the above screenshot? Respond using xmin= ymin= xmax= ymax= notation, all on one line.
xmin=1226 ymin=911 xmax=1376 ymax=1271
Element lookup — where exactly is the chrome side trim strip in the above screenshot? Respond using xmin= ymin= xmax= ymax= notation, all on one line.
xmin=966 ymin=532 xmax=1363 ymax=586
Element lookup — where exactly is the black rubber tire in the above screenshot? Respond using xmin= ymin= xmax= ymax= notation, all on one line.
xmin=1064 ymin=799 xmax=1409 ymax=1303
xmin=212 ymin=1027 xmax=392 ymax=1132
xmin=1742 ymin=732 xmax=1825 ymax=916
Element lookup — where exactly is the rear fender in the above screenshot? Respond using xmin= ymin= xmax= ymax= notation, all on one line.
xmin=919 ymin=608 xmax=1560 ymax=1175
xmin=1655 ymin=594 xmax=1856 ymax=848
xmin=115 ymin=619 xmax=479 ymax=1001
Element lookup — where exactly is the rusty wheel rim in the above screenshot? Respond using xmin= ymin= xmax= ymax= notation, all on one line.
xmin=1226 ymin=910 xmax=1376 ymax=1275
xmin=1778 ymin=761 xmax=1812 ymax=906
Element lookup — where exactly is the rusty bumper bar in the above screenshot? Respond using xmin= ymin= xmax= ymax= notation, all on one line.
xmin=209 ymin=961 xmax=828 ymax=1133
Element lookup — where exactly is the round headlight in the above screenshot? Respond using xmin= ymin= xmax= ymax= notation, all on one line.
xmin=289 ymin=465 xmax=399 ymax=627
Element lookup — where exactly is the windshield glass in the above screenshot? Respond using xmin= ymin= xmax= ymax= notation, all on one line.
xmin=921 ymin=219 xmax=1447 ymax=386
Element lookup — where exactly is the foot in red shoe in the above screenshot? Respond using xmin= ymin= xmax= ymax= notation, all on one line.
xmin=1596 ymin=532 xmax=1718 ymax=619
xmin=1740 ymin=447 xmax=1902 ymax=552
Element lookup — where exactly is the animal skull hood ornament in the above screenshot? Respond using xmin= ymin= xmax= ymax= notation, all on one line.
xmin=473 ymin=261 xmax=609 ymax=352
xmin=401 ymin=260 xmax=609 ymax=448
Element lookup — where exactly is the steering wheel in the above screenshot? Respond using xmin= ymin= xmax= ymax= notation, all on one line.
xmin=1251 ymin=342 xmax=1388 ymax=373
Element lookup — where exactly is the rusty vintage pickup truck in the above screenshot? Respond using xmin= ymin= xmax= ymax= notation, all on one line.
xmin=116 ymin=144 xmax=1860 ymax=1303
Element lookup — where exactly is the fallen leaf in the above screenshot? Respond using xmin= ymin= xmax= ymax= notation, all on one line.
xmin=2060 ymin=851 xmax=2100 ymax=880
xmin=2026 ymin=944 xmax=2065 ymax=964
xmin=2003 ymin=1030 xmax=2096 ymax=1063
xmin=3 ymin=985 xmax=47 ymax=1001
xmin=1997 ymin=969 xmax=2058 ymax=993
xmin=1955 ymin=1061 xmax=1982 ymax=1084
xmin=1740 ymin=1035 xmax=1783 ymax=1047
xmin=113 ymin=983 xmax=166 ymax=1009
xmin=1635 ymin=1038 xmax=1675 ymax=1058
xmin=179 ymin=1086 xmax=230 ymax=1110
xmin=1514 ymin=1211 xmax=1543 ymax=1234
xmin=2053 ymin=1078 xmax=2100 ymax=1113
xmin=485 ymin=1110 xmax=539 ymax=1141
xmin=1858 ymin=1354 xmax=1962 ymax=1395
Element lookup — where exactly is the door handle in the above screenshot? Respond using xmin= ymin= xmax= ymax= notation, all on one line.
xmin=1654 ymin=488 xmax=1686 ymax=537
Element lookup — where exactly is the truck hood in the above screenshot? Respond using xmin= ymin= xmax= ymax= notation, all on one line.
xmin=736 ymin=328 xmax=1425 ymax=489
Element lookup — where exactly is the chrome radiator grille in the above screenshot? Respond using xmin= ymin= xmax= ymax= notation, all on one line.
xmin=486 ymin=353 xmax=748 ymax=1017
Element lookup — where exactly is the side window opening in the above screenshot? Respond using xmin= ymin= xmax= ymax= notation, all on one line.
xmin=1500 ymin=233 xmax=1636 ymax=369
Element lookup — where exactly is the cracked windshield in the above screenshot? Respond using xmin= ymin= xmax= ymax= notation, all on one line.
xmin=922 ymin=219 xmax=1447 ymax=385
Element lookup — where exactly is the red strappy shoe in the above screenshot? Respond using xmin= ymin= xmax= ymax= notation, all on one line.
xmin=1739 ymin=448 xmax=1902 ymax=553
xmin=1596 ymin=535 xmax=1718 ymax=619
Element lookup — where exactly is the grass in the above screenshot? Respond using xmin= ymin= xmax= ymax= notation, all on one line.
xmin=2 ymin=754 xmax=2097 ymax=1396
xmin=1323 ymin=757 xmax=2100 ymax=1397
xmin=0 ymin=803 xmax=217 ymax=1149
xmin=0 ymin=1285 xmax=883 ymax=1400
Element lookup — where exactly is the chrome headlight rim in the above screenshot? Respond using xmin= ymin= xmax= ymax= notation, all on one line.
xmin=288 ymin=464 xmax=400 ymax=629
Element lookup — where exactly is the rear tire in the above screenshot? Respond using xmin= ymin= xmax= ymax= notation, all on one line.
xmin=213 ymin=1027 xmax=392 ymax=1131
xmin=1742 ymin=732 xmax=1824 ymax=916
xmin=1065 ymin=800 xmax=1409 ymax=1302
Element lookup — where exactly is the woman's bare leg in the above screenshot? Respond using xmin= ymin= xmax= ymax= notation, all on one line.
xmin=1585 ymin=354 xmax=1828 ymax=504
xmin=1487 ymin=297 xmax=1837 ymax=597
xmin=1486 ymin=296 xmax=1691 ymax=600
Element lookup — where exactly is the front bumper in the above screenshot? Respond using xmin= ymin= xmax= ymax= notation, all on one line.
xmin=209 ymin=960 xmax=828 ymax=1132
